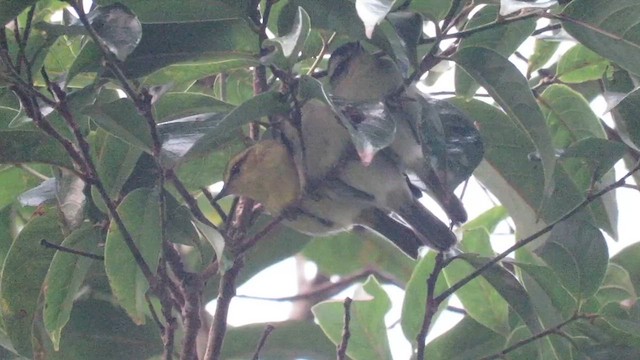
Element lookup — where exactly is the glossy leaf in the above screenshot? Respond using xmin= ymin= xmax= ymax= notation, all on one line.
xmin=44 ymin=225 xmax=103 ymax=349
xmin=536 ymin=217 xmax=608 ymax=299
xmin=312 ymin=276 xmax=392 ymax=360
xmin=83 ymin=99 xmax=153 ymax=152
xmin=96 ymin=0 xmax=253 ymax=22
xmin=444 ymin=234 xmax=510 ymax=335
xmin=455 ymin=5 xmax=536 ymax=97
xmin=86 ymin=3 xmax=142 ymax=61
xmin=527 ymin=39 xmax=560 ymax=77
xmin=263 ymin=6 xmax=311 ymax=69
xmin=184 ymin=91 xmax=289 ymax=160
xmin=455 ymin=47 xmax=556 ymax=199
xmin=0 ymin=130 xmax=74 ymax=169
xmin=424 ymin=96 xmax=484 ymax=190
xmin=69 ymin=19 xmax=259 ymax=80
xmin=424 ymin=316 xmax=506 ymax=359
xmin=0 ymin=210 xmax=63 ymax=358
xmin=355 ymin=0 xmax=394 ymax=39
xmin=153 ymin=92 xmax=234 ymax=123
xmin=609 ymin=87 xmax=640 ymax=150
xmin=596 ymin=263 xmax=638 ymax=306
xmin=455 ymin=253 xmax=544 ymax=334
xmin=409 ymin=0 xmax=453 ymax=21
xmin=556 ymin=44 xmax=611 ymax=83
xmin=562 ymin=0 xmax=640 ymax=76
xmin=91 ymin=130 xmax=142 ymax=212
xmin=104 ymin=187 xmax=161 ymax=324
xmin=401 ymin=251 xmax=449 ymax=341
xmin=612 ymin=242 xmax=640 ymax=296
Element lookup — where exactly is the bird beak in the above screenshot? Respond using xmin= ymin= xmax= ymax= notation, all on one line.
xmin=212 ymin=185 xmax=230 ymax=202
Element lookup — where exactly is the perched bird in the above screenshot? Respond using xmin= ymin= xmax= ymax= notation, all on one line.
xmin=217 ymin=140 xmax=456 ymax=257
xmin=327 ymin=42 xmax=468 ymax=223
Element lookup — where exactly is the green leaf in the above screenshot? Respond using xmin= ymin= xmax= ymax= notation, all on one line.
xmin=0 ymin=130 xmax=74 ymax=169
xmin=401 ymin=252 xmax=449 ymax=341
xmin=536 ymin=217 xmax=608 ymax=299
xmin=184 ymin=91 xmax=289 ymax=160
xmin=83 ymin=99 xmax=153 ymax=152
xmin=454 ymin=47 xmax=556 ymax=199
xmin=609 ymin=87 xmax=640 ymax=151
xmin=153 ymin=93 xmax=234 ymax=123
xmin=104 ymin=187 xmax=161 ymax=324
xmin=556 ymin=44 xmax=611 ymax=83
xmin=455 ymin=253 xmax=544 ymax=334
xmin=88 ymin=3 xmax=142 ymax=61
xmin=355 ymin=0 xmax=394 ymax=38
xmin=596 ymin=263 xmax=638 ymax=306
xmin=263 ymin=6 xmax=311 ymax=69
xmin=462 ymin=206 xmax=508 ymax=233
xmin=409 ymin=0 xmax=453 ymax=21
xmin=0 ymin=210 xmax=64 ymax=358
xmin=560 ymin=137 xmax=626 ymax=181
xmin=444 ymin=234 xmax=510 ymax=335
xmin=455 ymin=5 xmax=536 ymax=97
xmin=561 ymin=0 xmax=640 ymax=76
xmin=96 ymin=0 xmax=253 ymax=22
xmin=424 ymin=316 xmax=506 ymax=360
xmin=612 ymin=242 xmax=640 ymax=296
xmin=69 ymin=19 xmax=259 ymax=81
xmin=221 ymin=320 xmax=336 ymax=359
xmin=527 ymin=39 xmax=560 ymax=77
xmin=0 ymin=166 xmax=43 ymax=209
xmin=0 ymin=205 xmax=13 ymax=268
xmin=312 ymin=276 xmax=392 ymax=360
xmin=0 ymin=0 xmax=38 ymax=26
xmin=303 ymin=230 xmax=416 ymax=283
xmin=90 ymin=130 xmax=142 ymax=212
xmin=47 ymin=298 xmax=163 ymax=359
xmin=44 ymin=225 xmax=102 ymax=350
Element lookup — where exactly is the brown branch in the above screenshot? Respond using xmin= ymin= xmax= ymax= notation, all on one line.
xmin=251 ymin=324 xmax=275 ymax=360
xmin=40 ymin=239 xmax=104 ymax=260
xmin=436 ymin=159 xmax=640 ymax=303
xmin=181 ymin=273 xmax=203 ymax=360
xmin=168 ymin=170 xmax=218 ymax=230
xmin=479 ymin=313 xmax=593 ymax=360
xmin=238 ymin=215 xmax=284 ymax=254
xmin=416 ymin=252 xmax=445 ymax=360
xmin=336 ymin=297 xmax=353 ymax=360
xmin=203 ymin=257 xmax=245 ymax=360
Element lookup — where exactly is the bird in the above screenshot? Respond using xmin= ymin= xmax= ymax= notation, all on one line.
xmin=217 ymin=139 xmax=457 ymax=257
xmin=216 ymin=140 xmax=425 ymax=256
xmin=327 ymin=42 xmax=469 ymax=223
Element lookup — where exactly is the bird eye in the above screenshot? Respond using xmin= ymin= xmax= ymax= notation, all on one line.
xmin=229 ymin=162 xmax=242 ymax=179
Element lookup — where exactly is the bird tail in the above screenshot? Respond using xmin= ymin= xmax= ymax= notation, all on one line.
xmin=396 ymin=200 xmax=458 ymax=251
xmin=413 ymin=164 xmax=468 ymax=224
xmin=357 ymin=208 xmax=424 ymax=259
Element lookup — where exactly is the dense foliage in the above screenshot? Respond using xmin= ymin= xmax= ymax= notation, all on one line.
xmin=0 ymin=0 xmax=639 ymax=359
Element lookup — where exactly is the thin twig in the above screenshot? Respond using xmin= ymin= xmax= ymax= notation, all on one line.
xmin=479 ymin=313 xmax=592 ymax=360
xmin=252 ymin=325 xmax=275 ymax=360
xmin=436 ymin=160 xmax=640 ymax=303
xmin=15 ymin=164 xmax=49 ymax=181
xmin=201 ymin=187 xmax=228 ymax=223
xmin=307 ymin=32 xmax=337 ymax=75
xmin=336 ymin=297 xmax=353 ymax=360
xmin=416 ymin=252 xmax=445 ymax=360
xmin=238 ymin=215 xmax=284 ymax=254
xmin=40 ymin=239 xmax=104 ymax=260
xmin=168 ymin=170 xmax=218 ymax=229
